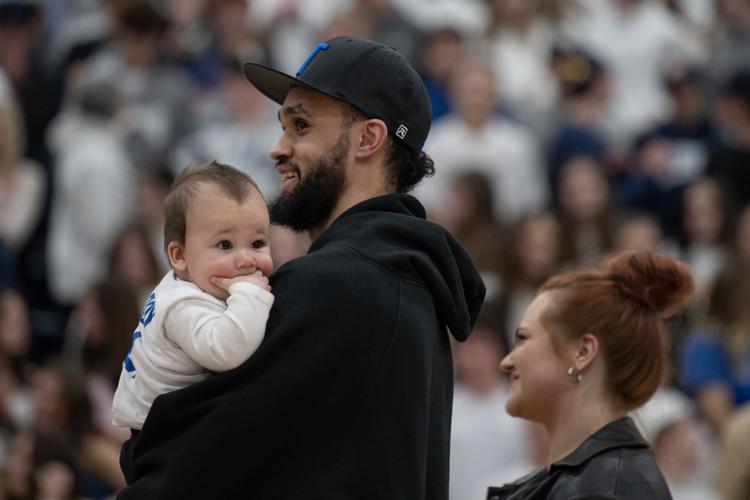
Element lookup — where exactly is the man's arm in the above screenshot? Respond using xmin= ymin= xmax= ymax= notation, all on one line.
xmin=120 ymin=252 xmax=408 ymax=500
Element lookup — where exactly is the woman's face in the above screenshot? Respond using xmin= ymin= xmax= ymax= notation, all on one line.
xmin=500 ymin=291 xmax=574 ymax=423
xmin=559 ymin=157 xmax=610 ymax=224
xmin=517 ymin=214 xmax=560 ymax=282
xmin=683 ymin=180 xmax=724 ymax=245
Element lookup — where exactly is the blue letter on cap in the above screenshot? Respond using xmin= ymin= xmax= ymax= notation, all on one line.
xmin=297 ymin=43 xmax=330 ymax=76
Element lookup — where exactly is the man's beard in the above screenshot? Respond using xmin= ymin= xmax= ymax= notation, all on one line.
xmin=269 ymin=132 xmax=350 ymax=233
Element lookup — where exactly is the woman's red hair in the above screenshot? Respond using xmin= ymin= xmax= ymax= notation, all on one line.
xmin=540 ymin=252 xmax=694 ymax=409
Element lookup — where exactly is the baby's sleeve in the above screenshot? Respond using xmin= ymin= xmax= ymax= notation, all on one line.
xmin=164 ymin=283 xmax=274 ymax=372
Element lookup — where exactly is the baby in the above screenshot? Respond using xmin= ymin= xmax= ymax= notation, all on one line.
xmin=112 ymin=161 xmax=274 ymax=475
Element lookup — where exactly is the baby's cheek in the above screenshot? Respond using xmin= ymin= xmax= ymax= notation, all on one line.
xmin=208 ymin=261 xmax=236 ymax=277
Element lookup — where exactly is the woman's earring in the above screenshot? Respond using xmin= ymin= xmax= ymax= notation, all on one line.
xmin=567 ymin=366 xmax=583 ymax=383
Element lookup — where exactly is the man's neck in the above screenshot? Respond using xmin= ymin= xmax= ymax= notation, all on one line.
xmin=309 ymin=176 xmax=391 ymax=241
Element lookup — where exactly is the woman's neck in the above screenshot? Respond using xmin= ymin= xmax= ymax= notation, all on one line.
xmin=543 ymin=397 xmax=626 ymax=464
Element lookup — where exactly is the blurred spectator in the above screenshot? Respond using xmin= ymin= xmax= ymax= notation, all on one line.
xmin=678 ymin=177 xmax=730 ymax=300
xmin=414 ymin=61 xmax=547 ymax=223
xmin=0 ymin=289 xmax=33 ymax=468
xmin=613 ymin=211 xmax=675 ymax=255
xmin=714 ymin=403 xmax=750 ymax=500
xmin=417 ymin=28 xmax=465 ymax=121
xmin=441 ymin=171 xmax=504 ymax=299
xmin=83 ymin=0 xmax=193 ymax=169
xmin=65 ymin=279 xmax=138 ymax=444
xmin=547 ymin=46 xmax=612 ymax=199
xmin=46 ymin=78 xmax=135 ymax=311
xmin=180 ymin=0 xmax=263 ymax=90
xmin=708 ymin=0 xmax=750 ymax=87
xmin=707 ymin=69 xmax=750 ymax=206
xmin=450 ymin=310 xmax=536 ymax=500
xmin=108 ymin=225 xmax=161 ymax=304
xmin=30 ymin=431 xmax=83 ymax=500
xmin=484 ymin=0 xmax=559 ymax=128
xmin=389 ymin=0 xmax=487 ymax=36
xmin=622 ymin=64 xmax=715 ymax=236
xmin=1 ymin=429 xmax=34 ymax=499
xmin=681 ymin=260 xmax=750 ymax=432
xmin=319 ymin=7 xmax=373 ymax=45
xmin=350 ymin=0 xmax=420 ymax=65
xmin=46 ymin=1 xmax=108 ymax=82
xmin=634 ymin=388 xmax=718 ymax=500
xmin=556 ymin=155 xmax=617 ymax=266
xmin=133 ymin=168 xmax=173 ymax=273
xmin=249 ymin=0 xmax=353 ymax=74
xmin=1 ymin=1 xmax=750 ymax=491
xmin=171 ymin=61 xmax=279 ymax=198
xmin=0 ymin=74 xmax=46 ymax=253
xmin=0 ymin=0 xmax=64 ymax=164
xmin=31 ymin=362 xmax=125 ymax=497
xmin=564 ymin=0 xmax=702 ymax=144
xmin=498 ymin=211 xmax=561 ymax=347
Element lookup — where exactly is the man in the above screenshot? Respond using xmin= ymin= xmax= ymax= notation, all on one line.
xmin=117 ymin=36 xmax=485 ymax=500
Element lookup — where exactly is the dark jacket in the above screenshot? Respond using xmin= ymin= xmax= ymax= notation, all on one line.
xmin=486 ymin=418 xmax=671 ymax=500
xmin=117 ymin=194 xmax=486 ymax=500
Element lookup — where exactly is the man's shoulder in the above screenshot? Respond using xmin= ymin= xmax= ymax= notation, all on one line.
xmin=275 ymin=243 xmax=399 ymax=291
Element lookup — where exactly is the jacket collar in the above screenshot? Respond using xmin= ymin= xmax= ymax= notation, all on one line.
xmin=550 ymin=417 xmax=649 ymax=470
xmin=310 ymin=193 xmax=425 ymax=252
xmin=333 ymin=193 xmax=425 ymax=222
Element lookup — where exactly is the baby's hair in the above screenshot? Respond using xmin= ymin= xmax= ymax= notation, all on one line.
xmin=163 ymin=161 xmax=261 ymax=254
xmin=540 ymin=251 xmax=694 ymax=410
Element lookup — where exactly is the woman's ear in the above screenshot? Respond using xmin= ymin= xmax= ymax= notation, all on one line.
xmin=167 ymin=241 xmax=187 ymax=273
xmin=354 ymin=119 xmax=389 ymax=161
xmin=575 ymin=333 xmax=599 ymax=371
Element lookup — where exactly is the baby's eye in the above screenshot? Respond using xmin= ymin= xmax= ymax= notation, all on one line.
xmin=294 ymin=118 xmax=309 ymax=131
xmin=252 ymin=239 xmax=266 ymax=249
xmin=217 ymin=240 xmax=232 ymax=250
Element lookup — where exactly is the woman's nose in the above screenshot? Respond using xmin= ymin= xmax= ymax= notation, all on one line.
xmin=499 ymin=353 xmax=513 ymax=374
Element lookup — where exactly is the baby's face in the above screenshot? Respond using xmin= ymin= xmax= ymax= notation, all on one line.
xmin=175 ymin=182 xmax=273 ymax=301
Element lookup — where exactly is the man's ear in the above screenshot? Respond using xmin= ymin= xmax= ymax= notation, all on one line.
xmin=354 ymin=119 xmax=389 ymax=161
xmin=167 ymin=241 xmax=187 ymax=273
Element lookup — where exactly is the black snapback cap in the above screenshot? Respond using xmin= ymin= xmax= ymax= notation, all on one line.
xmin=243 ymin=36 xmax=432 ymax=153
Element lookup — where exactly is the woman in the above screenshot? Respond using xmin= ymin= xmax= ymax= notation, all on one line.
xmin=487 ymin=251 xmax=694 ymax=499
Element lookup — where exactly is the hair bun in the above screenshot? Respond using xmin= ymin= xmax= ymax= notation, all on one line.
xmin=608 ymin=252 xmax=694 ymax=316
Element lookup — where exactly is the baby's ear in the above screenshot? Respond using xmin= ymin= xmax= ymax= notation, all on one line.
xmin=167 ymin=241 xmax=187 ymax=272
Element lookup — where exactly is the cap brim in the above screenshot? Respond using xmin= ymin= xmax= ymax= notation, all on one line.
xmin=243 ymin=63 xmax=304 ymax=106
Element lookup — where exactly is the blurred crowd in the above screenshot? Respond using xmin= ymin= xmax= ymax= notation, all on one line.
xmin=0 ymin=0 xmax=749 ymax=499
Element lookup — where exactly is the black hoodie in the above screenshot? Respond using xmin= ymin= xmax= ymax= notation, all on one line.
xmin=117 ymin=193 xmax=486 ymax=500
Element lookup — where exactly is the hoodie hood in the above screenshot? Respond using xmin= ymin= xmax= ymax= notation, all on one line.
xmin=310 ymin=194 xmax=486 ymax=341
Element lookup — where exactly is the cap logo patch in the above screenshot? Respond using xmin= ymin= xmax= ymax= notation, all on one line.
xmin=296 ymin=42 xmax=330 ymax=76
xmin=396 ymin=124 xmax=408 ymax=139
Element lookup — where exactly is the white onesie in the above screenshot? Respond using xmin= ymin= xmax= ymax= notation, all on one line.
xmin=112 ymin=271 xmax=274 ymax=429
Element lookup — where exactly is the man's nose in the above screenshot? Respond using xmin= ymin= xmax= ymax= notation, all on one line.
xmin=269 ymin=133 xmax=291 ymax=161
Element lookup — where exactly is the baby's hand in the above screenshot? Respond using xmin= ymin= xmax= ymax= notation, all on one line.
xmin=211 ymin=271 xmax=271 ymax=293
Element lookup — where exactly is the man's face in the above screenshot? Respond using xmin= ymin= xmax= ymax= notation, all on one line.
xmin=268 ymin=86 xmax=354 ymax=232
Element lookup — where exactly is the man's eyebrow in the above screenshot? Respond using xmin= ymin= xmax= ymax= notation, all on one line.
xmin=279 ymin=103 xmax=312 ymax=118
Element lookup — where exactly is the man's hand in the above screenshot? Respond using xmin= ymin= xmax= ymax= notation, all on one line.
xmin=211 ymin=271 xmax=271 ymax=293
